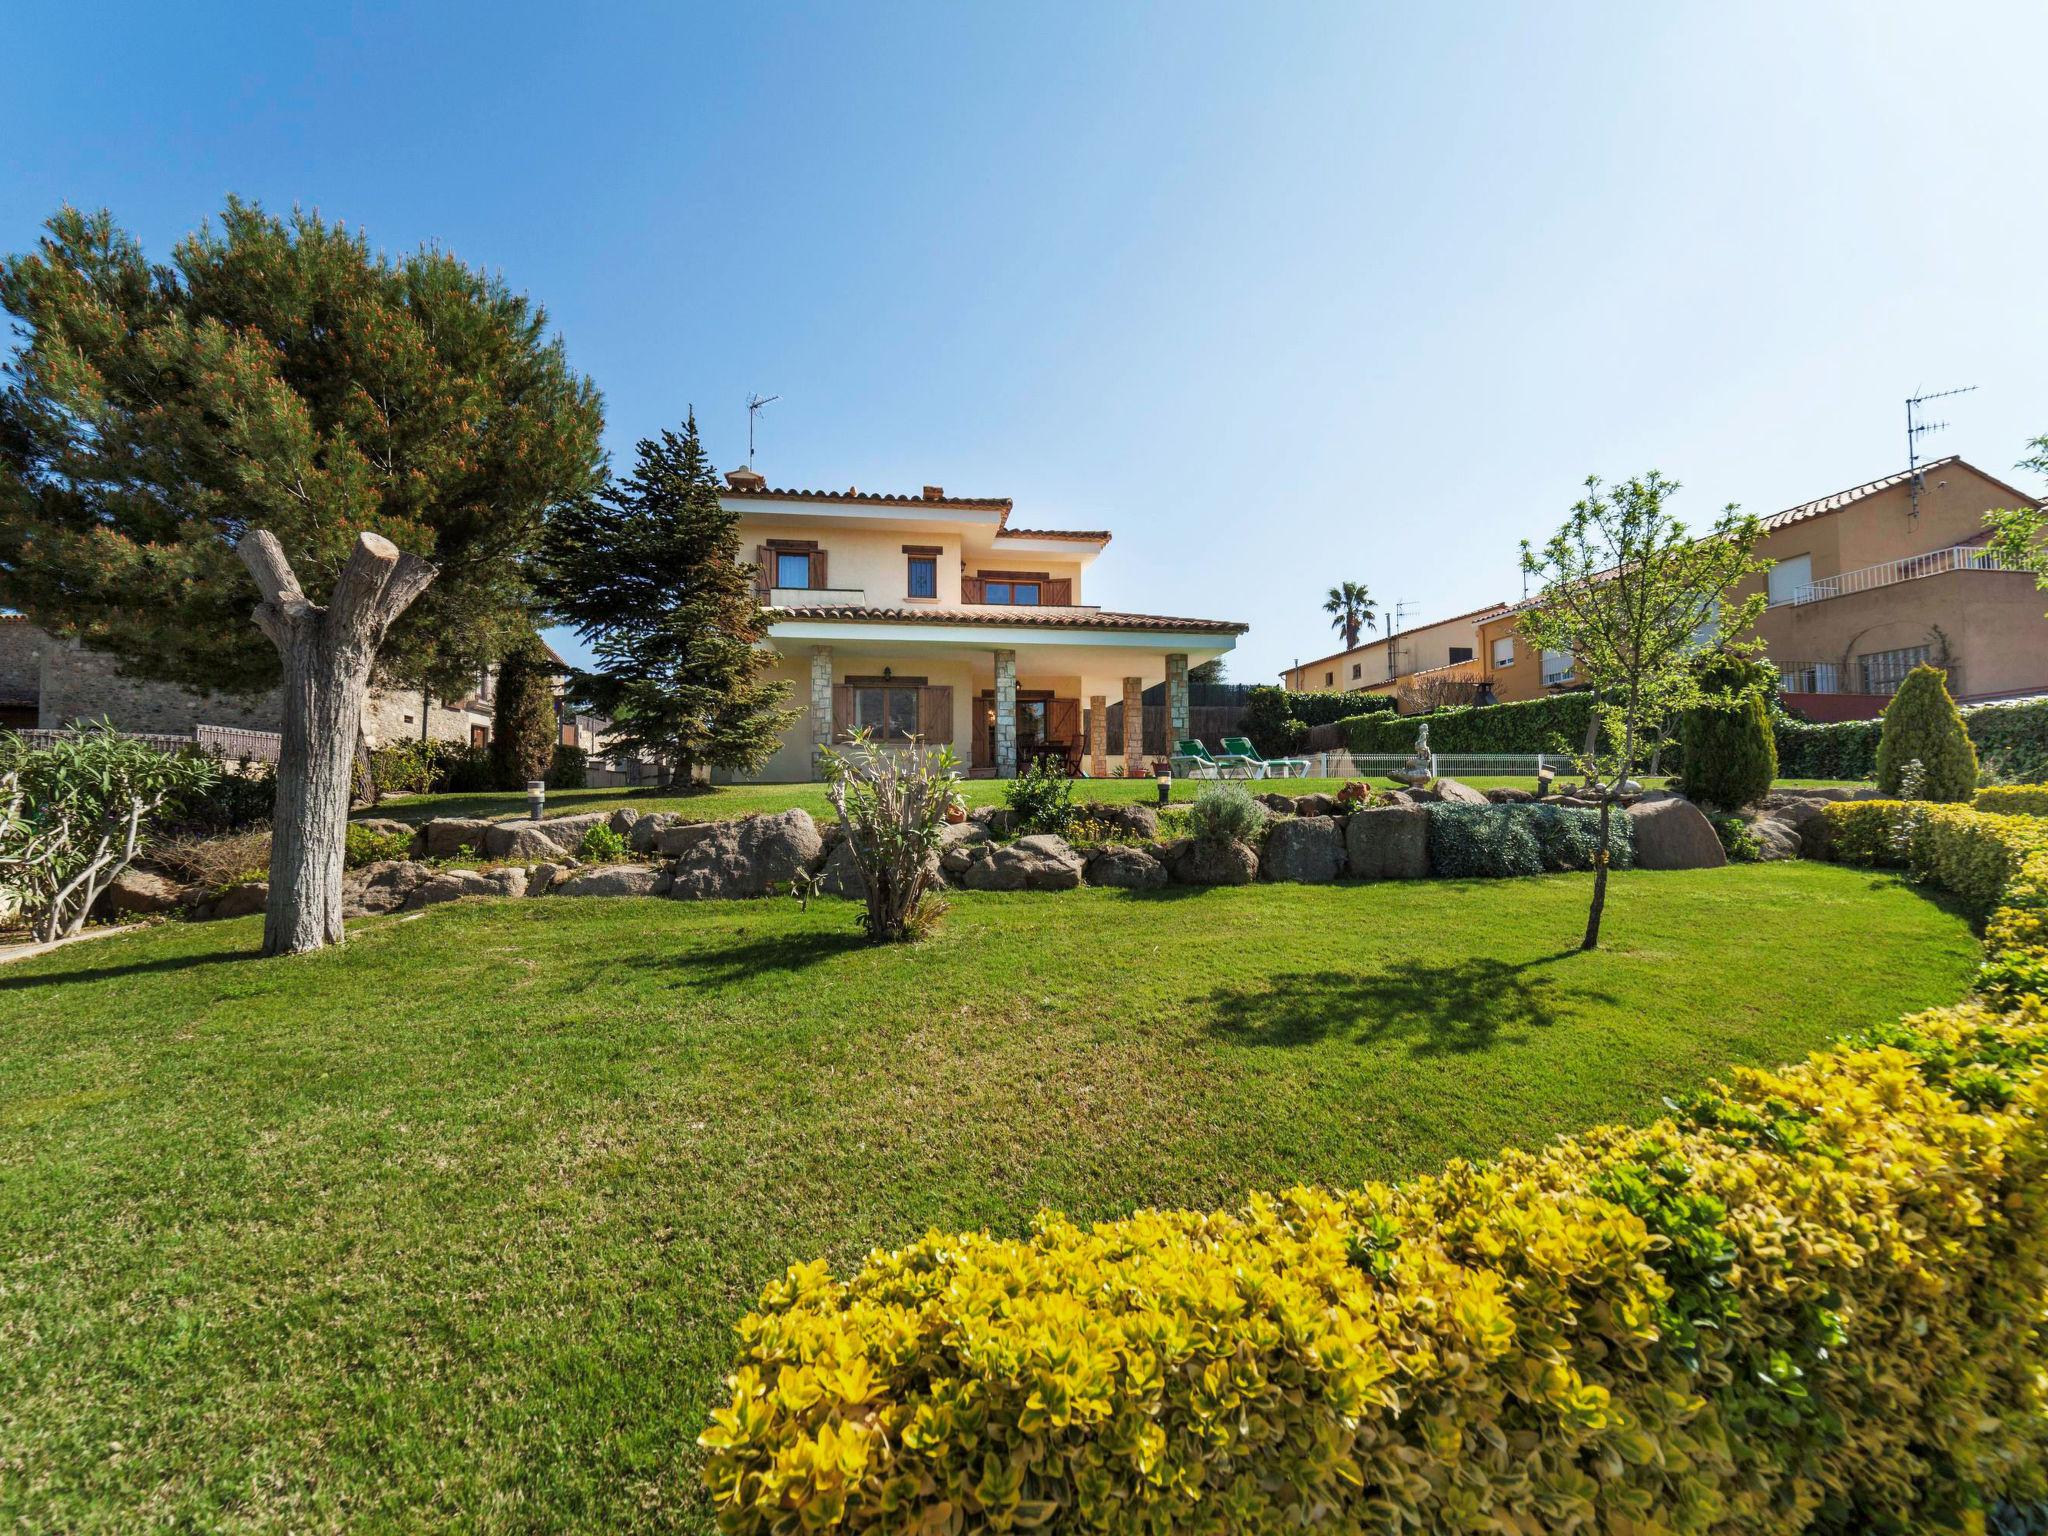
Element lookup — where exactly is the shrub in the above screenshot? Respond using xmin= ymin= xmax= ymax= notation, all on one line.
xmin=169 ymin=757 xmax=277 ymax=833
xmin=1968 ymin=697 xmax=2048 ymax=785
xmin=1187 ymin=782 xmax=1266 ymax=846
xmin=818 ymin=730 xmax=963 ymax=943
xmin=1772 ymin=696 xmax=2048 ymax=783
xmin=367 ymin=739 xmax=496 ymax=796
xmin=1711 ymin=812 xmax=1763 ymax=863
xmin=547 ymin=744 xmax=588 ymax=790
xmin=489 ymin=633 xmax=561 ymax=790
xmin=1425 ymin=803 xmax=1633 ymax=878
xmin=1002 ymin=757 xmax=1075 ymax=837
xmin=1978 ymin=785 xmax=2048 ymax=817
xmin=701 ymin=998 xmax=2048 ymax=1534
xmin=146 ymin=828 xmax=270 ymax=890
xmin=1674 ymin=652 xmax=1776 ymax=809
xmin=1821 ymin=800 xmax=2048 ymax=919
xmin=344 ymin=822 xmax=412 ymax=869
xmin=1240 ymin=686 xmax=1392 ymax=756
xmin=1878 ymin=665 xmax=1978 ymax=801
xmin=576 ymin=823 xmax=627 ymax=864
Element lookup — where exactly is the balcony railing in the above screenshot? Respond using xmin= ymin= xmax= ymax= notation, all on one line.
xmin=769 ymin=585 xmax=867 ymax=607
xmin=1769 ymin=544 xmax=2025 ymax=608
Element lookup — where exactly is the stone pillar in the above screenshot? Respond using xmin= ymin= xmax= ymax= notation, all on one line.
xmin=1122 ymin=675 xmax=1144 ymax=776
xmin=993 ymin=649 xmax=1018 ymax=778
xmin=1166 ymin=654 xmax=1190 ymax=748
xmin=1088 ymin=693 xmax=1108 ymax=778
xmin=810 ymin=645 xmax=834 ymax=773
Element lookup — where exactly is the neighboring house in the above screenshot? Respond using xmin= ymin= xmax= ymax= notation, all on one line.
xmin=0 ymin=616 xmax=607 ymax=757
xmin=1475 ymin=456 xmax=2047 ymax=717
xmin=721 ymin=468 xmax=1246 ymax=780
xmin=1279 ymin=602 xmax=1508 ymax=696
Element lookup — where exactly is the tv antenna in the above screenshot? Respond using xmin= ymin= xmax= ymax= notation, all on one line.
xmin=1905 ymin=385 xmax=1974 ymax=516
xmin=1387 ymin=599 xmax=1419 ymax=678
xmin=746 ymin=393 xmax=779 ymax=466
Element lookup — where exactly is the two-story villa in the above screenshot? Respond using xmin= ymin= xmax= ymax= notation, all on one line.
xmin=722 ymin=468 xmax=1247 ymax=781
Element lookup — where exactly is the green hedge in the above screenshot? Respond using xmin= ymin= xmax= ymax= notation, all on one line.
xmin=1978 ymin=785 xmax=2048 ymax=817
xmin=1424 ymin=802 xmax=1635 ymax=878
xmin=1241 ymin=686 xmax=1395 ymax=756
xmin=1776 ymin=696 xmax=2048 ymax=783
xmin=1341 ymin=692 xmax=1597 ymax=756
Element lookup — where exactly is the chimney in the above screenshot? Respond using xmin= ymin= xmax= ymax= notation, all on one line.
xmin=725 ymin=466 xmax=766 ymax=490
xmin=922 ymin=484 xmax=944 ymax=499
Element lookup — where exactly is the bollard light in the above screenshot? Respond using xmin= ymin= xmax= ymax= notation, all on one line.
xmin=1156 ymin=770 xmax=1171 ymax=808
xmin=526 ymin=779 xmax=546 ymax=821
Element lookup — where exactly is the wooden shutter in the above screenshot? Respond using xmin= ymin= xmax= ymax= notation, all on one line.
xmin=832 ymin=685 xmax=854 ymax=740
xmin=1048 ymin=698 xmax=1080 ymax=745
xmin=810 ymin=549 xmax=829 ymax=590
xmin=755 ymin=546 xmax=772 ymax=601
xmin=919 ymin=686 xmax=954 ymax=744
xmin=961 ymin=575 xmax=986 ymax=604
xmin=971 ymin=695 xmax=994 ymax=769
xmin=1043 ymin=578 xmax=1072 ymax=606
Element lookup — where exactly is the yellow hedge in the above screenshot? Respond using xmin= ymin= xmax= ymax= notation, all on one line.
xmin=1977 ymin=785 xmax=2048 ymax=818
xmin=701 ymin=807 xmax=2048 ymax=1535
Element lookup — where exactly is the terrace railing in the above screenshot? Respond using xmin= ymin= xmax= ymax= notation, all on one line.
xmin=1769 ymin=544 xmax=2025 ymax=608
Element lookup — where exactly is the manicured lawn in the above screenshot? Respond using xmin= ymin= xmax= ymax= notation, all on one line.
xmin=363 ymin=774 xmax=1869 ymax=825
xmin=0 ymin=864 xmax=1968 ymax=1531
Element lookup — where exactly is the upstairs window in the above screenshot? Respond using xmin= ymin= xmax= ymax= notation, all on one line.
xmin=1350 ymin=662 xmax=1362 ymax=679
xmin=907 ymin=555 xmax=937 ymax=599
xmin=984 ymin=580 xmax=1040 ymax=605
xmin=1541 ymin=648 xmax=1575 ymax=686
xmin=1448 ymin=646 xmax=1474 ymax=664
xmin=775 ymin=551 xmax=815 ymax=589
xmin=1767 ymin=553 xmax=1813 ymax=606
xmin=1491 ymin=636 xmax=1515 ymax=667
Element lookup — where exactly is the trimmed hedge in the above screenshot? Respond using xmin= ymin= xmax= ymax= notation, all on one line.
xmin=1818 ymin=800 xmax=2048 ymax=921
xmin=1341 ymin=692 xmax=1597 ymax=756
xmin=1241 ymin=686 xmax=1394 ymax=757
xmin=1776 ymin=695 xmax=2048 ymax=784
xmin=1425 ymin=802 xmax=1634 ymax=878
xmin=703 ymin=814 xmax=2048 ymax=1534
xmin=1979 ymin=785 xmax=2048 ymax=817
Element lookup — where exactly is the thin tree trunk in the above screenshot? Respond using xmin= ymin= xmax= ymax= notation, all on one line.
xmin=238 ymin=530 xmax=435 ymax=957
xmin=354 ymin=724 xmax=380 ymax=809
xmin=1582 ymin=796 xmax=1612 ymax=951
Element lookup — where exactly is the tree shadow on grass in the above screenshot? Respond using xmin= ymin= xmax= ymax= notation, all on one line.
xmin=1204 ymin=950 xmax=1602 ymax=1057
xmin=591 ymin=927 xmax=867 ymax=992
xmin=0 ymin=948 xmax=255 ymax=991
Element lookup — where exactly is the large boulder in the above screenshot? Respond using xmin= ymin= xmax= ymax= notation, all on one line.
xmin=209 ymin=881 xmax=268 ymax=919
xmin=1256 ymin=792 xmax=1298 ymax=814
xmin=937 ymin=820 xmax=992 ymax=876
xmin=1346 ymin=804 xmax=1430 ymax=879
xmin=667 ymin=808 xmax=824 ymax=899
xmin=1748 ymin=815 xmax=1803 ymax=862
xmin=628 ymin=812 xmax=684 ymax=854
xmin=969 ymin=806 xmax=1019 ymax=837
xmin=1625 ymin=797 xmax=1728 ymax=870
xmin=1084 ymin=844 xmax=1169 ymax=889
xmin=814 ymin=839 xmax=868 ymax=899
xmin=527 ymin=861 xmax=569 ymax=895
xmin=1165 ymin=837 xmax=1260 ymax=886
xmin=417 ymin=817 xmax=493 ymax=858
xmin=482 ymin=822 xmax=568 ymax=861
xmin=1292 ymin=792 xmax=1342 ymax=819
xmin=537 ymin=811 xmax=611 ymax=846
xmin=102 ymin=867 xmax=185 ymax=916
xmin=345 ymin=859 xmax=436 ymax=916
xmin=607 ymin=807 xmax=641 ymax=836
xmin=1078 ymin=801 xmax=1160 ymax=839
xmin=1261 ymin=816 xmax=1346 ymax=883
xmin=555 ymin=864 xmax=665 ymax=898
xmin=1485 ymin=786 xmax=1535 ymax=804
xmin=402 ymin=867 xmax=518 ymax=910
xmin=1433 ymin=777 xmax=1488 ymax=807
xmin=962 ymin=834 xmax=1084 ymax=891
xmin=352 ymin=816 xmax=416 ymax=841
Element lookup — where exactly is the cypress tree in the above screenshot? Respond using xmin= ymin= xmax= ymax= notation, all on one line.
xmin=1876 ymin=664 xmax=1977 ymax=801
xmin=489 ymin=633 xmax=561 ymax=789
xmin=1675 ymin=651 xmax=1777 ymax=809
xmin=541 ymin=414 xmax=798 ymax=781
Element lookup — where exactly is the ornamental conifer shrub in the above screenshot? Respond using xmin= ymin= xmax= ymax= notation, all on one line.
xmin=1675 ymin=651 xmax=1777 ymax=809
xmin=1877 ymin=664 xmax=1978 ymax=801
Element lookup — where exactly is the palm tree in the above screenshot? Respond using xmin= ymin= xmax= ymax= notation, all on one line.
xmin=1322 ymin=582 xmax=1376 ymax=649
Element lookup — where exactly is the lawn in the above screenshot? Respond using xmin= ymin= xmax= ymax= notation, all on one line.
xmin=0 ymin=864 xmax=1970 ymax=1531
xmin=362 ymin=773 xmax=1868 ymax=826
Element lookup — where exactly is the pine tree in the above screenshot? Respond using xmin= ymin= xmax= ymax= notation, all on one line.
xmin=1675 ymin=651 xmax=1777 ymax=809
xmin=1876 ymin=664 xmax=1977 ymax=801
xmin=489 ymin=633 xmax=562 ymax=790
xmin=541 ymin=415 xmax=797 ymax=780
xmin=0 ymin=202 xmax=603 ymax=955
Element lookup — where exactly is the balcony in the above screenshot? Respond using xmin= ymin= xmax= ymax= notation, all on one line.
xmin=769 ymin=586 xmax=867 ymax=607
xmin=1767 ymin=544 xmax=2025 ymax=608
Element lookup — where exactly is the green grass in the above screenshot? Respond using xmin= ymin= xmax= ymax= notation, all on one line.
xmin=364 ymin=774 xmax=1868 ymax=826
xmin=0 ymin=864 xmax=1969 ymax=1531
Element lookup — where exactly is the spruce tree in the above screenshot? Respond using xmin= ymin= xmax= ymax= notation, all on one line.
xmin=1675 ymin=651 xmax=1777 ymax=809
xmin=1876 ymin=664 xmax=1977 ymax=801
xmin=541 ymin=415 xmax=797 ymax=781
xmin=489 ymin=633 xmax=562 ymax=790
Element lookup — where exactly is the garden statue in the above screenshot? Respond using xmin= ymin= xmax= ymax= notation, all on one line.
xmin=1392 ymin=722 xmax=1433 ymax=786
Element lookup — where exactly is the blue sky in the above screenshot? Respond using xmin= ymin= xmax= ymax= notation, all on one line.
xmin=7 ymin=2 xmax=2046 ymax=681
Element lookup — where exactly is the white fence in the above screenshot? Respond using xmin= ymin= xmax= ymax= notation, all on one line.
xmin=1770 ymin=544 xmax=2025 ymax=608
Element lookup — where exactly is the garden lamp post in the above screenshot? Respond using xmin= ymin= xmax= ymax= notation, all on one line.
xmin=526 ymin=779 xmax=546 ymax=821
xmin=1156 ymin=770 xmax=1171 ymax=808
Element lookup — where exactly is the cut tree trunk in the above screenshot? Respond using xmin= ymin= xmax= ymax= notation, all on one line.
xmin=237 ymin=530 xmax=435 ymax=957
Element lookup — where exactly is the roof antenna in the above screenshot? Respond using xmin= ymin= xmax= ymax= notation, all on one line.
xmin=746 ymin=392 xmax=779 ymax=467
xmin=1905 ymin=385 xmax=1974 ymax=517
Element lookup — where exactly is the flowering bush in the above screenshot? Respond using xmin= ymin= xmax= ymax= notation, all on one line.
xmin=1186 ymin=782 xmax=1266 ymax=846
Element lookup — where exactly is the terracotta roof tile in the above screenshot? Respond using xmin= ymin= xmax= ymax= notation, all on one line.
xmin=767 ymin=603 xmax=1246 ymax=635
xmin=721 ymin=485 xmax=1012 ymax=512
xmin=998 ymin=527 xmax=1111 ymax=543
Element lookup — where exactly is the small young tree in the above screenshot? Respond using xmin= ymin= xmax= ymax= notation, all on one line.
xmin=0 ymin=724 xmax=216 ymax=942
xmin=817 ymin=731 xmax=963 ymax=943
xmin=542 ymin=415 xmax=797 ymax=782
xmin=1674 ymin=650 xmax=1778 ymax=810
xmin=1876 ymin=664 xmax=1977 ymax=801
xmin=1519 ymin=472 xmax=1768 ymax=950
xmin=1322 ymin=581 xmax=1376 ymax=649
xmin=0 ymin=202 xmax=604 ymax=954
xmin=489 ymin=633 xmax=562 ymax=791
xmin=1983 ymin=431 xmax=2048 ymax=603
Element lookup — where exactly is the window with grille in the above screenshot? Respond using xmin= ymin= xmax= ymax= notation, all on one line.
xmin=1779 ymin=663 xmax=1841 ymax=695
xmin=1859 ymin=646 xmax=1931 ymax=696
